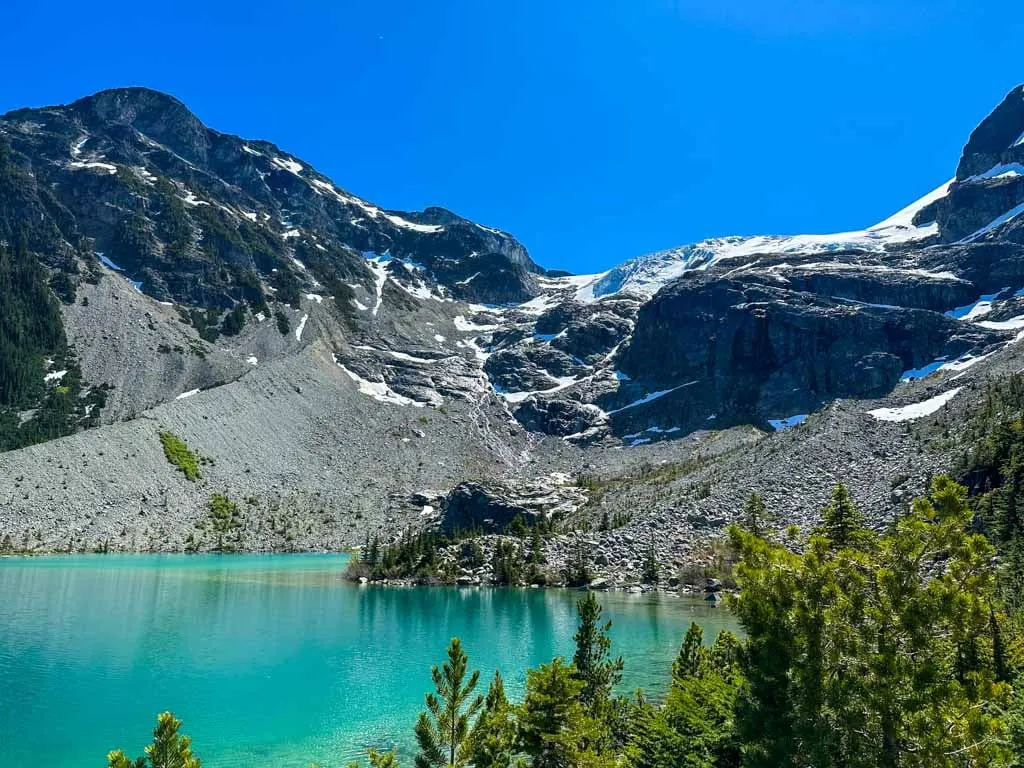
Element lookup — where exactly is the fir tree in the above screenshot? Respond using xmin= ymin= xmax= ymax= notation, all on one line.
xmin=740 ymin=493 xmax=775 ymax=537
xmin=414 ymin=638 xmax=484 ymax=768
xmin=572 ymin=591 xmax=624 ymax=707
xmin=816 ymin=483 xmax=868 ymax=548
xmin=518 ymin=658 xmax=615 ymax=768
xmin=468 ymin=671 xmax=517 ymax=768
xmin=641 ymin=541 xmax=659 ymax=584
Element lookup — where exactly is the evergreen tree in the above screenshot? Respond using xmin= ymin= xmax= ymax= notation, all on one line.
xmin=673 ymin=623 xmax=704 ymax=680
xmin=106 ymin=711 xmax=201 ymax=768
xmin=572 ymin=592 xmax=624 ymax=707
xmin=729 ymin=475 xmax=1012 ymax=768
xmin=628 ymin=627 xmax=743 ymax=768
xmin=414 ymin=638 xmax=484 ymax=768
xmin=740 ymin=493 xmax=775 ymax=537
xmin=563 ymin=541 xmax=593 ymax=587
xmin=816 ymin=483 xmax=868 ymax=548
xmin=517 ymin=658 xmax=615 ymax=768
xmin=345 ymin=749 xmax=401 ymax=768
xmin=641 ymin=542 xmax=659 ymax=584
xmin=468 ymin=671 xmax=517 ymax=768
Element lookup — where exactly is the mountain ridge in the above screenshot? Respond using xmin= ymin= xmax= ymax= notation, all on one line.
xmin=2 ymin=84 xmax=1024 ymax=586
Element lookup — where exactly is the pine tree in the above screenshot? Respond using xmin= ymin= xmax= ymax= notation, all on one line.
xmin=729 ymin=475 xmax=1012 ymax=768
xmin=817 ymin=483 xmax=868 ymax=548
xmin=106 ymin=711 xmax=201 ymax=768
xmin=518 ymin=658 xmax=615 ymax=768
xmin=673 ymin=623 xmax=704 ymax=680
xmin=572 ymin=591 xmax=624 ymax=707
xmin=468 ymin=671 xmax=517 ymax=768
xmin=414 ymin=638 xmax=484 ymax=768
xmin=740 ymin=493 xmax=775 ymax=537
xmin=345 ymin=749 xmax=400 ymax=768
xmin=641 ymin=541 xmax=659 ymax=584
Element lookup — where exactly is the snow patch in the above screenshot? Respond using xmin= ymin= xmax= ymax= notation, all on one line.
xmin=499 ymin=374 xmax=579 ymax=404
xmin=68 ymin=160 xmax=117 ymax=174
xmin=901 ymin=359 xmax=947 ymax=382
xmin=246 ymin=356 xmax=258 ymax=366
xmin=578 ymin=180 xmax=952 ymax=301
xmin=946 ymin=290 xmax=1005 ymax=321
xmin=44 ymin=370 xmax=67 ymax=384
xmin=96 ymin=253 xmax=122 ymax=271
xmin=455 ymin=272 xmax=482 ymax=285
xmin=295 ymin=314 xmax=309 ymax=341
xmin=271 ymin=156 xmax=303 ymax=175
xmin=868 ymin=388 xmax=962 ymax=422
xmin=454 ymin=315 xmax=500 ymax=332
xmin=978 ymin=314 xmax=1024 ymax=331
xmin=366 ymin=257 xmax=389 ymax=316
xmin=607 ymin=382 xmax=695 ymax=415
xmin=965 ymin=163 xmax=1024 ymax=182
xmin=335 ymin=357 xmax=428 ymax=407
xmin=176 ymin=389 xmax=201 ymax=400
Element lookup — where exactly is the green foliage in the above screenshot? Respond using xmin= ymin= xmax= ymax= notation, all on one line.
xmin=491 ymin=540 xmax=522 ymax=586
xmin=106 ymin=711 xmax=201 ymax=768
xmin=641 ymin=542 xmax=659 ymax=584
xmin=346 ymin=528 xmax=452 ymax=582
xmin=345 ymin=749 xmax=401 ymax=768
xmin=572 ymin=592 xmax=624 ymax=708
xmin=468 ymin=671 xmax=517 ymax=768
xmin=729 ymin=475 xmax=1011 ymax=768
xmin=204 ymin=494 xmax=243 ymax=551
xmin=0 ymin=236 xmax=104 ymax=452
xmin=562 ymin=540 xmax=593 ymax=587
xmin=629 ymin=625 xmax=743 ymax=768
xmin=159 ymin=431 xmax=202 ymax=481
xmin=414 ymin=638 xmax=484 ymax=768
xmin=518 ymin=658 xmax=616 ymax=768
xmin=220 ymin=303 xmax=246 ymax=337
xmin=814 ymin=483 xmax=869 ymax=549
xmin=739 ymin=492 xmax=776 ymax=537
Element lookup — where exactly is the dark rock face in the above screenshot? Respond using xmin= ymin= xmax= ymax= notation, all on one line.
xmin=955 ymin=85 xmax=1024 ymax=180
xmin=484 ymin=345 xmax=586 ymax=392
xmin=513 ymin=398 xmax=605 ymax=437
xmin=613 ymin=274 xmax=1005 ymax=433
xmin=550 ymin=312 xmax=634 ymax=361
xmin=930 ymin=176 xmax=1024 ymax=242
xmin=438 ymin=479 xmax=587 ymax=535
xmin=439 ymin=482 xmax=539 ymax=534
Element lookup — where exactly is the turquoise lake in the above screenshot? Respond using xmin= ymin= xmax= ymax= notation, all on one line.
xmin=0 ymin=554 xmax=741 ymax=768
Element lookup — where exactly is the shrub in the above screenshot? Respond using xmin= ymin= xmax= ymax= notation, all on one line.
xmin=159 ymin=431 xmax=202 ymax=481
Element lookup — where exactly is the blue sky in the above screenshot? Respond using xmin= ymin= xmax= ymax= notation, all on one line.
xmin=1 ymin=1 xmax=1021 ymax=273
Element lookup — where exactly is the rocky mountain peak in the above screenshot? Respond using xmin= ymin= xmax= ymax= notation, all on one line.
xmin=68 ymin=86 xmax=212 ymax=165
xmin=955 ymin=84 xmax=1024 ymax=180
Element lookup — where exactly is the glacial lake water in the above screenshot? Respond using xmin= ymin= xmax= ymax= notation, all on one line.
xmin=0 ymin=554 xmax=741 ymax=768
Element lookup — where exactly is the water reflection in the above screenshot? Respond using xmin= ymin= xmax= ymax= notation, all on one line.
xmin=0 ymin=555 xmax=740 ymax=768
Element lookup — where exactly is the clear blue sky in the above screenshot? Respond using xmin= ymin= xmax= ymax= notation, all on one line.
xmin=1 ymin=1 xmax=1021 ymax=273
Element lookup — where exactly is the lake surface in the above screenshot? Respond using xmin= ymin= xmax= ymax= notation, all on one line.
xmin=0 ymin=554 xmax=741 ymax=768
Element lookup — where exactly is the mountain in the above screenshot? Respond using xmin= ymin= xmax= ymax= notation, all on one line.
xmin=2 ymin=85 xmax=1024 ymax=585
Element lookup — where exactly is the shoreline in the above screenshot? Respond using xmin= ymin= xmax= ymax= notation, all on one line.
xmin=0 ymin=550 xmax=730 ymax=601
